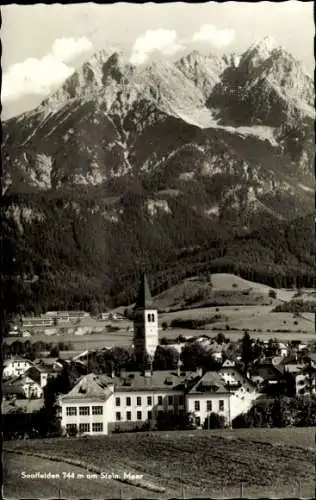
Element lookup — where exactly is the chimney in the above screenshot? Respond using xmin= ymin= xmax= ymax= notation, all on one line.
xmin=197 ymin=367 xmax=203 ymax=378
xmin=177 ymin=358 xmax=182 ymax=377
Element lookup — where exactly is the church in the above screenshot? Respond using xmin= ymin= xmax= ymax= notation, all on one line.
xmin=59 ymin=274 xmax=255 ymax=435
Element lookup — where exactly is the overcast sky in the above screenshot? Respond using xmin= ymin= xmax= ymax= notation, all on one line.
xmin=2 ymin=1 xmax=314 ymax=119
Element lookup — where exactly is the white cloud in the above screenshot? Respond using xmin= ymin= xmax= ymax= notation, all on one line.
xmin=192 ymin=25 xmax=235 ymax=48
xmin=2 ymin=37 xmax=92 ymax=101
xmin=52 ymin=37 xmax=93 ymax=63
xmin=130 ymin=29 xmax=183 ymax=65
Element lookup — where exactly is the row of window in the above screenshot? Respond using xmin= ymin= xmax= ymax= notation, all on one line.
xmin=66 ymin=406 xmax=103 ymax=416
xmin=194 ymin=400 xmax=225 ymax=412
xmin=115 ymin=395 xmax=184 ymax=407
xmin=66 ymin=399 xmax=224 ymax=416
xmin=116 ymin=411 xmax=145 ymax=421
xmin=66 ymin=423 xmax=103 ymax=433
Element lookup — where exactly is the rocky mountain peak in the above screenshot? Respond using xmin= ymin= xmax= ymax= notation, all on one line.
xmin=241 ymin=36 xmax=278 ymax=66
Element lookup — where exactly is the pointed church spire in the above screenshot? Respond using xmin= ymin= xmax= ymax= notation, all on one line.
xmin=135 ymin=273 xmax=153 ymax=309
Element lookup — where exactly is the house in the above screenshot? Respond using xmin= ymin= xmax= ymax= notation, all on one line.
xmin=294 ymin=368 xmax=316 ymax=396
xmin=44 ymin=311 xmax=90 ymax=321
xmin=21 ymin=316 xmax=55 ymax=328
xmin=291 ymin=357 xmax=316 ymax=396
xmin=99 ymin=312 xmax=111 ymax=320
xmin=219 ymin=360 xmax=260 ymax=418
xmin=3 ymin=375 xmax=43 ymax=399
xmin=278 ymin=343 xmax=289 ymax=358
xmin=186 ymin=372 xmax=232 ymax=427
xmin=22 ymin=330 xmax=32 ymax=338
xmin=220 ymin=360 xmax=256 ymax=392
xmin=249 ymin=361 xmax=285 ymax=392
xmin=3 ymin=357 xmax=34 ymax=378
xmin=59 ymin=373 xmax=114 ymax=436
xmin=25 ymin=365 xmax=49 ymax=388
xmin=34 ymin=357 xmax=64 ymax=372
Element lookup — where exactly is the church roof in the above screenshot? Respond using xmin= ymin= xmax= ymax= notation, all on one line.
xmin=135 ymin=273 xmax=153 ymax=309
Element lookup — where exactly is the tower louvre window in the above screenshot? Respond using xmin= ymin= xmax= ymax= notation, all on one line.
xmin=147 ymin=313 xmax=151 ymax=322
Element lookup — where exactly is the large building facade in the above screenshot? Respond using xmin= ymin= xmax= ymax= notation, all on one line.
xmin=59 ymin=368 xmax=259 ymax=436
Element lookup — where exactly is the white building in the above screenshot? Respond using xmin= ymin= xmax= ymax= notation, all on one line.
xmin=3 ymin=375 xmax=43 ymax=399
xmin=59 ymin=370 xmax=188 ymax=436
xmin=3 ymin=357 xmax=34 ymax=378
xmin=59 ymin=366 xmax=260 ymax=435
xmin=186 ymin=372 xmax=232 ymax=427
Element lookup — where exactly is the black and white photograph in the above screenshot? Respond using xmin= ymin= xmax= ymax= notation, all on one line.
xmin=2 ymin=1 xmax=315 ymax=499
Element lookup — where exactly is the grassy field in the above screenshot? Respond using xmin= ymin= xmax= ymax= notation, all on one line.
xmin=4 ymin=427 xmax=315 ymax=499
xmin=150 ymin=274 xmax=299 ymax=311
xmin=3 ymin=450 xmax=156 ymax=500
xmin=5 ymin=306 xmax=315 ymax=352
xmin=5 ymin=274 xmax=315 ymax=352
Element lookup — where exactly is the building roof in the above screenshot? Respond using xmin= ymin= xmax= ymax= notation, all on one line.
xmin=3 ymin=398 xmax=44 ymax=414
xmin=4 ymin=375 xmax=41 ymax=388
xmin=114 ymin=370 xmax=194 ymax=392
xmin=60 ymin=373 xmax=113 ymax=401
xmin=135 ymin=273 xmax=153 ymax=309
xmin=308 ymin=353 xmax=316 ymax=363
xmin=284 ymin=364 xmax=305 ymax=374
xmin=2 ymin=384 xmax=25 ymax=397
xmin=189 ymin=371 xmax=230 ymax=395
xmin=3 ymin=356 xmax=32 ymax=367
xmin=251 ymin=362 xmax=285 ymax=378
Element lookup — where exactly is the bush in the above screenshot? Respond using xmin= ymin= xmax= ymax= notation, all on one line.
xmin=269 ymin=289 xmax=277 ymax=299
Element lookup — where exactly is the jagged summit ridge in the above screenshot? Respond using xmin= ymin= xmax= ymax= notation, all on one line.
xmin=2 ymin=39 xmax=313 ymax=217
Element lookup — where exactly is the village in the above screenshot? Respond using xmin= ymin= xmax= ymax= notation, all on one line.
xmin=3 ymin=274 xmax=316 ymax=438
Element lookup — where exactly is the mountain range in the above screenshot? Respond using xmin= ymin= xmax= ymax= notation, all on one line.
xmin=2 ymin=37 xmax=315 ymax=314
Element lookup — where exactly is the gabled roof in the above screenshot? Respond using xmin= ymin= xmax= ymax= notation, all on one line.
xmin=3 ymin=356 xmax=33 ymax=367
xmin=135 ymin=273 xmax=153 ymax=309
xmin=189 ymin=371 xmax=230 ymax=395
xmin=60 ymin=373 xmax=113 ymax=401
xmin=114 ymin=370 xmax=193 ymax=392
xmin=222 ymin=360 xmax=235 ymax=367
xmin=4 ymin=375 xmax=41 ymax=388
xmin=251 ymin=362 xmax=285 ymax=378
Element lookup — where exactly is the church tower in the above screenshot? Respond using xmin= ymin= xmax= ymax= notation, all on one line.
xmin=133 ymin=274 xmax=158 ymax=367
